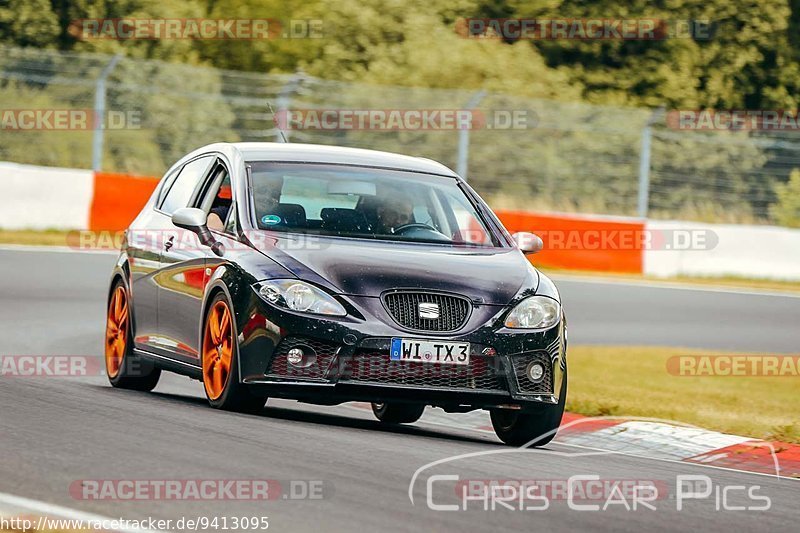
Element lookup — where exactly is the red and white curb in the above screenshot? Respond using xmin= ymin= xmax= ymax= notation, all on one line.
xmin=554 ymin=414 xmax=800 ymax=478
xmin=348 ymin=404 xmax=800 ymax=479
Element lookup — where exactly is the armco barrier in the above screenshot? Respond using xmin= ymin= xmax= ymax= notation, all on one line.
xmin=2 ymin=161 xmax=799 ymax=281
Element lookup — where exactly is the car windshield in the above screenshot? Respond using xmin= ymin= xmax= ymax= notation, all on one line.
xmin=247 ymin=162 xmax=500 ymax=247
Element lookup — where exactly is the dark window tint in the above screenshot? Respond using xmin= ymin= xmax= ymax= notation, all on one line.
xmin=160 ymin=156 xmax=214 ymax=214
xmin=224 ymin=204 xmax=237 ymax=234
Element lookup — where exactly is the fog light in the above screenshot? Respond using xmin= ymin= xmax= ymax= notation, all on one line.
xmin=526 ymin=361 xmax=545 ymax=383
xmin=287 ymin=348 xmax=304 ymax=366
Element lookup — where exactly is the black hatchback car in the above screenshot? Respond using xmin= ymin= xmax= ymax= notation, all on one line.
xmin=105 ymin=142 xmax=567 ymax=446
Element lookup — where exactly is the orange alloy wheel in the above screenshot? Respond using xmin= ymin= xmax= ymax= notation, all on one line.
xmin=202 ymin=300 xmax=234 ymax=400
xmin=105 ymin=286 xmax=129 ymax=378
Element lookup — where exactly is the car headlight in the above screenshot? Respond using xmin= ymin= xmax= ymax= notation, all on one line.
xmin=504 ymin=296 xmax=561 ymax=329
xmin=256 ymin=280 xmax=346 ymax=316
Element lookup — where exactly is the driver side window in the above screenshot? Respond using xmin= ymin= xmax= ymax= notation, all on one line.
xmin=195 ymin=162 xmax=233 ymax=233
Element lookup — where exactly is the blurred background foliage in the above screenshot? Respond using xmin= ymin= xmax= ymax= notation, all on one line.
xmin=1 ymin=0 xmax=800 ymax=225
xmin=2 ymin=0 xmax=797 ymax=109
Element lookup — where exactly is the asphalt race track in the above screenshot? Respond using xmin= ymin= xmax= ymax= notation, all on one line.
xmin=1 ymin=248 xmax=798 ymax=532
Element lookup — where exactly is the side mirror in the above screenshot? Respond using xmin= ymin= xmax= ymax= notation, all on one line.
xmin=171 ymin=207 xmax=224 ymax=256
xmin=172 ymin=207 xmax=207 ymax=230
xmin=512 ymin=231 xmax=543 ymax=255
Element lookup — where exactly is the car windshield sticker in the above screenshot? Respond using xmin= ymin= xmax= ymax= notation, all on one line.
xmin=261 ymin=214 xmax=282 ymax=225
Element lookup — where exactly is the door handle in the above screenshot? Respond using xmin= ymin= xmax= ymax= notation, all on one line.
xmin=164 ymin=235 xmax=174 ymax=251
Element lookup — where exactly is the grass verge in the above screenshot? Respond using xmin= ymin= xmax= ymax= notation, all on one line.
xmin=0 ymin=229 xmax=72 ymax=247
xmin=566 ymin=345 xmax=800 ymax=443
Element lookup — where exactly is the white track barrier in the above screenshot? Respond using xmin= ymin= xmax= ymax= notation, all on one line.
xmin=0 ymin=162 xmax=94 ymax=230
xmin=644 ymin=220 xmax=800 ymax=281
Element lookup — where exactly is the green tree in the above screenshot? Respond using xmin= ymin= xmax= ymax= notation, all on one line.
xmin=0 ymin=0 xmax=60 ymax=47
xmin=771 ymin=169 xmax=800 ymax=227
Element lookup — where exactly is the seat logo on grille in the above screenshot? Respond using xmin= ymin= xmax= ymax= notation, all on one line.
xmin=418 ymin=302 xmax=440 ymax=320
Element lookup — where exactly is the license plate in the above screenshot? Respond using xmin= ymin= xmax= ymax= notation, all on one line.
xmin=390 ymin=338 xmax=470 ymax=365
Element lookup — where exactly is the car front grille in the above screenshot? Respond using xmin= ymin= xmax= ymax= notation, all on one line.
xmin=267 ymin=336 xmax=339 ymax=379
xmin=382 ymin=291 xmax=471 ymax=332
xmin=340 ymin=350 xmax=507 ymax=392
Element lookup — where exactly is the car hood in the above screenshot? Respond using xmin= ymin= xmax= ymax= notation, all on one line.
xmin=250 ymin=233 xmax=538 ymax=305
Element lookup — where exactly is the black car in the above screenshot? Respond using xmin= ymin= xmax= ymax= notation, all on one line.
xmin=105 ymin=142 xmax=567 ymax=446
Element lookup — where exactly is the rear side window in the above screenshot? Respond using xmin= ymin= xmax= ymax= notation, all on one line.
xmin=159 ymin=156 xmax=214 ymax=215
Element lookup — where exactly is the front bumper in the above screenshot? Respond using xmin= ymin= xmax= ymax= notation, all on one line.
xmin=236 ymin=290 xmax=567 ymax=408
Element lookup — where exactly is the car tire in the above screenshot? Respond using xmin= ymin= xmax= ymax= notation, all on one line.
xmin=371 ymin=402 xmax=425 ymax=424
xmin=201 ymin=292 xmax=268 ymax=414
xmin=105 ymin=282 xmax=161 ymax=391
xmin=490 ymin=368 xmax=567 ymax=447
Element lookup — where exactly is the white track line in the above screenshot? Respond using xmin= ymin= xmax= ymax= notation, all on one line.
xmin=0 ymin=244 xmax=117 ymax=255
xmin=0 ymin=491 xmax=168 ymax=533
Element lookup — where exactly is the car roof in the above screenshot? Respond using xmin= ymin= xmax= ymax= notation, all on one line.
xmin=191 ymin=142 xmax=460 ymax=178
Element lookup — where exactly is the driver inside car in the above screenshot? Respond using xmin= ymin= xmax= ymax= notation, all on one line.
xmin=376 ymin=195 xmax=414 ymax=234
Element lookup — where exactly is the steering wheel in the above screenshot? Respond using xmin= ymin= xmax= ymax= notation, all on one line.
xmin=393 ymin=222 xmax=439 ymax=234
xmin=392 ymin=223 xmax=451 ymax=242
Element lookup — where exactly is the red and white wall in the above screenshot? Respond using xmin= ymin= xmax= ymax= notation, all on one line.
xmin=2 ymin=161 xmax=799 ymax=281
xmin=501 ymin=209 xmax=800 ymax=280
xmin=0 ymin=162 xmax=158 ymax=232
